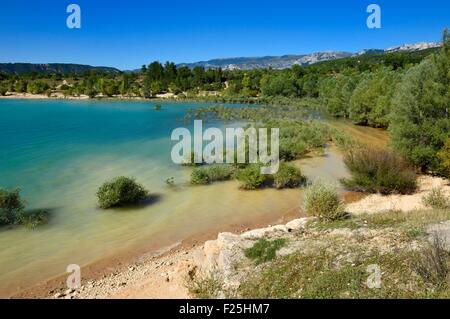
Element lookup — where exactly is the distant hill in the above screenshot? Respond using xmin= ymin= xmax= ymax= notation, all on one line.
xmin=178 ymin=42 xmax=442 ymax=71
xmin=178 ymin=51 xmax=354 ymax=70
xmin=0 ymin=63 xmax=120 ymax=75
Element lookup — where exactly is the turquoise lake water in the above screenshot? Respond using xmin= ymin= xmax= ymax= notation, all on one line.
xmin=0 ymin=98 xmax=359 ymax=296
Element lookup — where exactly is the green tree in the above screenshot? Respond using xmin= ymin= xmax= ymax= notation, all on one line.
xmin=390 ymin=29 xmax=450 ymax=173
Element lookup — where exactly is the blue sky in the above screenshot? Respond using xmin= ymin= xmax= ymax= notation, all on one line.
xmin=0 ymin=0 xmax=448 ymax=70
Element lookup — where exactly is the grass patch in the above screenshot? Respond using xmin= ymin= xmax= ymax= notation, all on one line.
xmin=244 ymin=238 xmax=287 ymax=265
xmin=238 ymin=243 xmax=450 ymax=299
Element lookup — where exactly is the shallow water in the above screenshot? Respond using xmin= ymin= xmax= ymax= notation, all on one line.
xmin=0 ymin=99 xmax=386 ymax=296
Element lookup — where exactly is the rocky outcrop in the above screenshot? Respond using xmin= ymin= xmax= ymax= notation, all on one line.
xmin=196 ymin=218 xmax=311 ymax=289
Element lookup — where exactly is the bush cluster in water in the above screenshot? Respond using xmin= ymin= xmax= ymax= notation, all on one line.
xmin=97 ymin=176 xmax=149 ymax=209
xmin=191 ymin=162 xmax=306 ymax=191
xmin=0 ymin=188 xmax=49 ymax=229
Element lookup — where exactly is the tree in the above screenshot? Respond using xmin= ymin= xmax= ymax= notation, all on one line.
xmin=348 ymin=68 xmax=399 ymax=127
xmin=390 ymin=29 xmax=450 ymax=173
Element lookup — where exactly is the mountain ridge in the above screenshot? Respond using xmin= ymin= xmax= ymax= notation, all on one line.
xmin=0 ymin=41 xmax=442 ymax=74
xmin=0 ymin=63 xmax=120 ymax=75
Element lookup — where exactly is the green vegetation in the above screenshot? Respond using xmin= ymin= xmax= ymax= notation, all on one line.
xmin=190 ymin=164 xmax=235 ymax=185
xmin=273 ymin=163 xmax=306 ymax=189
xmin=0 ymin=188 xmax=25 ymax=225
xmin=244 ymin=238 xmax=287 ymax=265
xmin=97 ymin=176 xmax=149 ymax=209
xmin=390 ymin=30 xmax=450 ymax=175
xmin=438 ymin=138 xmax=450 ymax=177
xmin=237 ymin=209 xmax=450 ymax=299
xmin=341 ymin=147 xmax=417 ymax=195
xmin=235 ymin=164 xmax=271 ymax=190
xmin=17 ymin=210 xmax=49 ymax=230
xmin=303 ymin=181 xmax=346 ymax=221
xmin=238 ymin=245 xmax=450 ymax=299
xmin=422 ymin=188 xmax=450 ymax=209
xmin=0 ymin=188 xmax=48 ymax=229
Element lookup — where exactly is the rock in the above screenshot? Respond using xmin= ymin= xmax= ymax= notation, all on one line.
xmin=286 ymin=218 xmax=310 ymax=231
xmin=240 ymin=225 xmax=289 ymax=240
xmin=53 ymin=293 xmax=63 ymax=299
xmin=65 ymin=288 xmax=74 ymax=295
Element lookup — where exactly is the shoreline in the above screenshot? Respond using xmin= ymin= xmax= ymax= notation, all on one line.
xmin=11 ymin=175 xmax=449 ymax=299
xmin=12 ymin=207 xmax=301 ymax=299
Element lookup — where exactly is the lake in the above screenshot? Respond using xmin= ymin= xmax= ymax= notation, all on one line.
xmin=0 ymin=99 xmax=385 ymax=296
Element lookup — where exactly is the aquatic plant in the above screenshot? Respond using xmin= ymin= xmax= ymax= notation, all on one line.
xmin=235 ymin=164 xmax=272 ymax=190
xmin=190 ymin=165 xmax=235 ymax=185
xmin=273 ymin=163 xmax=307 ymax=189
xmin=97 ymin=176 xmax=149 ymax=209
xmin=0 ymin=188 xmax=25 ymax=225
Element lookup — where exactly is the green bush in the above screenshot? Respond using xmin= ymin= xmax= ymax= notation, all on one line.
xmin=279 ymin=138 xmax=307 ymax=161
xmin=244 ymin=238 xmax=287 ymax=265
xmin=303 ymin=181 xmax=346 ymax=221
xmin=273 ymin=163 xmax=306 ymax=189
xmin=0 ymin=188 xmax=48 ymax=229
xmin=97 ymin=177 xmax=149 ymax=209
xmin=190 ymin=165 xmax=235 ymax=185
xmin=422 ymin=188 xmax=450 ymax=209
xmin=236 ymin=164 xmax=271 ymax=190
xmin=341 ymin=147 xmax=417 ymax=195
xmin=0 ymin=188 xmax=25 ymax=225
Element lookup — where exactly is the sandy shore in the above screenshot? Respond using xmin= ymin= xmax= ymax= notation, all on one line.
xmin=12 ymin=208 xmax=301 ymax=299
xmin=0 ymin=92 xmax=177 ymax=101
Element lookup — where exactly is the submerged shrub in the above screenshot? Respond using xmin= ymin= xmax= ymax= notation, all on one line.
xmin=279 ymin=138 xmax=307 ymax=161
xmin=97 ymin=176 xmax=149 ymax=209
xmin=422 ymin=188 xmax=450 ymax=209
xmin=0 ymin=188 xmax=25 ymax=225
xmin=0 ymin=188 xmax=48 ymax=229
xmin=17 ymin=210 xmax=49 ymax=230
xmin=273 ymin=163 xmax=307 ymax=189
xmin=303 ymin=181 xmax=346 ymax=221
xmin=191 ymin=165 xmax=235 ymax=185
xmin=244 ymin=238 xmax=287 ymax=265
xmin=341 ymin=147 xmax=417 ymax=195
xmin=236 ymin=164 xmax=271 ymax=190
